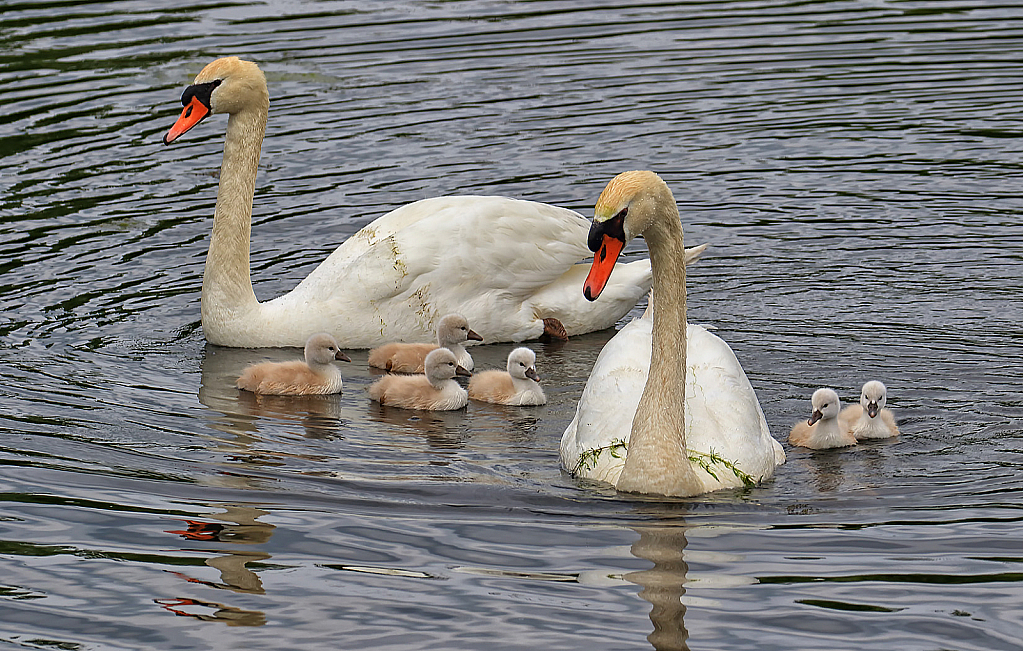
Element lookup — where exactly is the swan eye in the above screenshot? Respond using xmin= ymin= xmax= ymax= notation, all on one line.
xmin=614 ymin=207 xmax=628 ymax=220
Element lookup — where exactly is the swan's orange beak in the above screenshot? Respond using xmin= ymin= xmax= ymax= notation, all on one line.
xmin=583 ymin=234 xmax=625 ymax=301
xmin=164 ymin=96 xmax=210 ymax=144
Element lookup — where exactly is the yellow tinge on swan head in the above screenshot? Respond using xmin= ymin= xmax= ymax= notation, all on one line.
xmin=594 ymin=170 xmax=661 ymax=222
xmin=164 ymin=57 xmax=267 ymax=144
xmin=584 ymin=170 xmax=670 ymax=301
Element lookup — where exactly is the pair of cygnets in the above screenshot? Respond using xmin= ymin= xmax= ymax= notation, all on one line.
xmin=368 ymin=313 xmax=545 ymax=408
xmin=235 ymin=314 xmax=546 ymax=410
xmin=788 ymin=381 xmax=900 ymax=450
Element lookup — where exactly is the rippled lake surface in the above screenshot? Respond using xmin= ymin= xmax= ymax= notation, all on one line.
xmin=2 ymin=1 xmax=1022 ymax=649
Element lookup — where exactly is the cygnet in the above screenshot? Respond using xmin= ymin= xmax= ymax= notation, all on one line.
xmin=468 ymin=347 xmax=546 ymax=406
xmin=368 ymin=313 xmax=482 ymax=373
xmin=841 ymin=380 xmax=900 ymax=440
xmin=368 ymin=347 xmax=471 ymax=410
xmin=789 ymin=387 xmax=857 ymax=450
xmin=236 ymin=333 xmax=350 ymax=395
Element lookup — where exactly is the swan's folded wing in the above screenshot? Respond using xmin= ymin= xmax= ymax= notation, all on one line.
xmin=292 ymin=196 xmax=607 ymax=343
xmin=685 ymin=325 xmax=784 ymax=481
xmin=560 ymin=317 xmax=651 ymax=483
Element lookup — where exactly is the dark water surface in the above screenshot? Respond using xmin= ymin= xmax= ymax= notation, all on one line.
xmin=2 ymin=1 xmax=1022 ymax=649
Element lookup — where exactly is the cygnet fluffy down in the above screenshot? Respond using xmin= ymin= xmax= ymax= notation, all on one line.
xmin=236 ymin=333 xmax=351 ymax=395
xmin=368 ymin=348 xmax=471 ymax=410
xmin=841 ymin=380 xmax=900 ymax=440
xmin=468 ymin=347 xmax=546 ymax=406
xmin=789 ymin=388 xmax=857 ymax=450
xmin=368 ymin=313 xmax=482 ymax=373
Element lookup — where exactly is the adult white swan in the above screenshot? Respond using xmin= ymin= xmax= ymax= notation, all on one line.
xmin=559 ymin=171 xmax=784 ymax=496
xmin=163 ymin=57 xmax=689 ymax=348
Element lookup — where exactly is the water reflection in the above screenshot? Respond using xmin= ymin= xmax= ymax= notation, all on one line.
xmin=155 ymin=596 xmax=266 ymax=627
xmin=198 ymin=343 xmax=346 ymax=444
xmin=365 ymin=402 xmax=469 ymax=453
xmin=160 ymin=503 xmax=275 ymax=627
xmin=626 ymin=510 xmax=692 ymax=651
xmin=806 ymin=451 xmax=847 ymax=493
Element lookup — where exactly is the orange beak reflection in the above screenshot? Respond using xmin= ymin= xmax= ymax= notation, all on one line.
xmin=163 ymin=96 xmax=210 ymax=144
xmin=583 ymin=234 xmax=625 ymax=301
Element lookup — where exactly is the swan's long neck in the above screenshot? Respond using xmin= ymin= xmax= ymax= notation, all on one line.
xmin=200 ymin=105 xmax=267 ymax=339
xmin=616 ymin=202 xmax=703 ymax=497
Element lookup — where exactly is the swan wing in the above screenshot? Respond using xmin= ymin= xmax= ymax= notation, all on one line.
xmin=685 ymin=324 xmax=785 ymax=483
xmin=282 ymin=196 xmax=652 ymax=346
xmin=560 ymin=316 xmax=651 ymax=484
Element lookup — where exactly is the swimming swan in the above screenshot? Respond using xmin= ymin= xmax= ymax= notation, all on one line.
xmin=788 ymin=388 xmax=857 ymax=449
xmin=163 ymin=57 xmax=709 ymax=348
xmin=368 ymin=313 xmax=482 ymax=373
xmin=468 ymin=347 xmax=546 ymax=406
xmin=368 ymin=348 xmax=470 ymax=410
xmin=841 ymin=380 xmax=899 ymax=440
xmin=236 ymin=332 xmax=351 ymax=395
xmin=559 ymin=171 xmax=784 ymax=497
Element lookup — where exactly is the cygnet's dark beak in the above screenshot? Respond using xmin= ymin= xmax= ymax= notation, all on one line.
xmin=335 ymin=350 xmax=352 ymax=363
xmin=467 ymin=329 xmax=483 ymax=342
xmin=808 ymin=410 xmax=823 ymax=426
xmin=455 ymin=365 xmax=472 ymax=377
xmin=867 ymin=402 xmax=879 ymax=418
xmin=525 ymin=367 xmax=540 ymax=382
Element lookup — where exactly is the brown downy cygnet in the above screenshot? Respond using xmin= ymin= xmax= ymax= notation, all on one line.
xmin=468 ymin=347 xmax=546 ymax=406
xmin=788 ymin=388 xmax=857 ymax=450
xmin=368 ymin=348 xmax=471 ymax=410
xmin=368 ymin=313 xmax=483 ymax=373
xmin=236 ymin=333 xmax=351 ymax=395
xmin=841 ymin=380 xmax=900 ymax=441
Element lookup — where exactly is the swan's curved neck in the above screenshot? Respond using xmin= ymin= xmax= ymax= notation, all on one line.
xmin=616 ymin=200 xmax=703 ymax=497
xmin=200 ymin=105 xmax=267 ymax=337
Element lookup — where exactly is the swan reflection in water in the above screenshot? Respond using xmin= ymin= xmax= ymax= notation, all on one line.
xmin=626 ymin=514 xmax=691 ymax=651
xmin=159 ymin=503 xmax=275 ymax=627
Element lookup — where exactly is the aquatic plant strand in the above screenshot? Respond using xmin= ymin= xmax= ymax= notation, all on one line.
xmin=573 ymin=440 xmax=757 ymax=488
